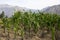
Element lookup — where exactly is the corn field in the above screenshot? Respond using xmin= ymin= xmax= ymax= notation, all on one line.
xmin=0 ymin=11 xmax=60 ymax=40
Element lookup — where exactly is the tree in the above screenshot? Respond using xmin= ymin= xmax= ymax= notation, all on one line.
xmin=0 ymin=11 xmax=5 ymax=18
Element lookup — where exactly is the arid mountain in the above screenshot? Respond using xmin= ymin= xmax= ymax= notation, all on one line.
xmin=1 ymin=4 xmax=60 ymax=17
xmin=0 ymin=4 xmax=38 ymax=17
xmin=41 ymin=4 xmax=60 ymax=14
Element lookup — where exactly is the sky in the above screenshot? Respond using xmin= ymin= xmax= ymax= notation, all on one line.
xmin=0 ymin=0 xmax=60 ymax=10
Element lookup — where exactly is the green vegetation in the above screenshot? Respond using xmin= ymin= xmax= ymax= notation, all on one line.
xmin=0 ymin=11 xmax=60 ymax=40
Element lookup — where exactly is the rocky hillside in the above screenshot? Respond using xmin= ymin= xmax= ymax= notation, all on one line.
xmin=41 ymin=4 xmax=60 ymax=14
xmin=0 ymin=4 xmax=38 ymax=17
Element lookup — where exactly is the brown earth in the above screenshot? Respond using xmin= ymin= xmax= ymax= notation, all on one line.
xmin=0 ymin=28 xmax=52 ymax=40
xmin=0 ymin=26 xmax=60 ymax=40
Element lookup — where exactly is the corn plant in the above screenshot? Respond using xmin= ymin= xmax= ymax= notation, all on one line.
xmin=19 ymin=27 xmax=24 ymax=40
xmin=2 ymin=16 xmax=7 ymax=33
xmin=23 ymin=12 xmax=31 ymax=37
xmin=11 ymin=11 xmax=23 ymax=40
xmin=11 ymin=12 xmax=19 ymax=40
xmin=32 ymin=13 xmax=40 ymax=34
xmin=5 ymin=17 xmax=11 ymax=40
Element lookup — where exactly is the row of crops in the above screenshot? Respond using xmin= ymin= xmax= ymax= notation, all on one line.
xmin=0 ymin=11 xmax=60 ymax=40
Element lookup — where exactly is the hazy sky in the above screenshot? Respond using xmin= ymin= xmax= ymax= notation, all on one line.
xmin=0 ymin=0 xmax=60 ymax=10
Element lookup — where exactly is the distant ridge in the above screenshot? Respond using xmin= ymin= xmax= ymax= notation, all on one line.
xmin=0 ymin=4 xmax=38 ymax=17
xmin=41 ymin=4 xmax=60 ymax=14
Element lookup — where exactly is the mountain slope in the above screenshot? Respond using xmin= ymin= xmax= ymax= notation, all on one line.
xmin=0 ymin=4 xmax=38 ymax=17
xmin=41 ymin=4 xmax=60 ymax=14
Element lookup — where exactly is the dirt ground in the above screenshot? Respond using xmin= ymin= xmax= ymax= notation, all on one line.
xmin=0 ymin=27 xmax=60 ymax=40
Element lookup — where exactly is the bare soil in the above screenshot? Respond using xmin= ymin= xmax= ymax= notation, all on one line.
xmin=0 ymin=26 xmax=60 ymax=40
